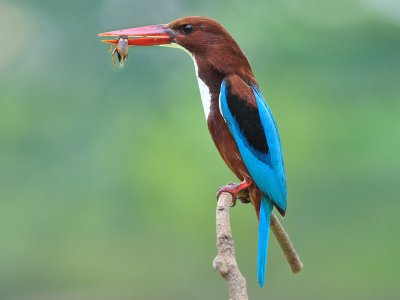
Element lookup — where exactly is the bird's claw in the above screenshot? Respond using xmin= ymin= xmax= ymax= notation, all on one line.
xmin=216 ymin=180 xmax=253 ymax=206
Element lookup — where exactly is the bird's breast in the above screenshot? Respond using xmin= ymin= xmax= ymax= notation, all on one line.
xmin=192 ymin=60 xmax=253 ymax=185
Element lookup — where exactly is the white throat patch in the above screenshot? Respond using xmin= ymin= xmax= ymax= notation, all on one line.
xmin=192 ymin=58 xmax=212 ymax=118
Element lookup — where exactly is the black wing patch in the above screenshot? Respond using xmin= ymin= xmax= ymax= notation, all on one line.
xmin=225 ymin=83 xmax=269 ymax=154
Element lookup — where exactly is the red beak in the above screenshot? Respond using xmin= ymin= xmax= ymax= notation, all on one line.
xmin=98 ymin=24 xmax=175 ymax=46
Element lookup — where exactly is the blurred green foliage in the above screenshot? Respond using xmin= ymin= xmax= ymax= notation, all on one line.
xmin=0 ymin=0 xmax=400 ymax=299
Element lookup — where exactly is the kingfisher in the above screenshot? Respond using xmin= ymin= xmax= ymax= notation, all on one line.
xmin=99 ymin=16 xmax=287 ymax=287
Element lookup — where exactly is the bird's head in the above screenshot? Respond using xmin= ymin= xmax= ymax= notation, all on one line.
xmin=99 ymin=16 xmax=254 ymax=81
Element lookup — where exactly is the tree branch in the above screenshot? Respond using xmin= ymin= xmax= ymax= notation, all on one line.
xmin=270 ymin=213 xmax=303 ymax=273
xmin=213 ymin=192 xmax=248 ymax=300
xmin=213 ymin=191 xmax=303 ymax=299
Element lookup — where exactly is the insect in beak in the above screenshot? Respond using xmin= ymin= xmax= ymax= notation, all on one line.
xmin=111 ymin=35 xmax=129 ymax=68
xmin=99 ymin=25 xmax=174 ymax=68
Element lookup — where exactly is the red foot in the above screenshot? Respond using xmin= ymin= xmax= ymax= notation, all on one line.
xmin=217 ymin=180 xmax=253 ymax=206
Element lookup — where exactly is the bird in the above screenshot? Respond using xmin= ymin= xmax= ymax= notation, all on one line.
xmin=99 ymin=16 xmax=287 ymax=287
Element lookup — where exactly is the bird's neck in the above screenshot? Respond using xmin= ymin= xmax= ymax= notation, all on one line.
xmin=192 ymin=54 xmax=256 ymax=120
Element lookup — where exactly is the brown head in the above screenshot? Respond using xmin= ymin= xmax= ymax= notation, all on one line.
xmin=99 ymin=16 xmax=256 ymax=84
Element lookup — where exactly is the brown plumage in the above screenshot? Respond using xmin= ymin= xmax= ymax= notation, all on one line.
xmin=168 ymin=17 xmax=264 ymax=216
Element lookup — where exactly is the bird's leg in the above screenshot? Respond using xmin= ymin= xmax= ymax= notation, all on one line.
xmin=111 ymin=47 xmax=117 ymax=67
xmin=217 ymin=180 xmax=253 ymax=207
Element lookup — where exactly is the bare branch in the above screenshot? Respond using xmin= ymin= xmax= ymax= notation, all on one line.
xmin=270 ymin=213 xmax=303 ymax=273
xmin=213 ymin=192 xmax=248 ymax=300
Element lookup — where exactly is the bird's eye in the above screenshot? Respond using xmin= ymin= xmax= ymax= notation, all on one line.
xmin=182 ymin=24 xmax=193 ymax=34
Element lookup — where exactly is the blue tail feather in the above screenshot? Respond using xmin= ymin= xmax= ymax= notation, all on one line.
xmin=257 ymin=195 xmax=273 ymax=287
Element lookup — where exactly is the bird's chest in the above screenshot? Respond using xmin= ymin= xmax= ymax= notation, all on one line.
xmin=195 ymin=75 xmax=212 ymax=118
xmin=193 ymin=80 xmax=249 ymax=181
xmin=193 ymin=73 xmax=224 ymax=142
xmin=193 ymin=60 xmax=214 ymax=119
xmin=192 ymin=58 xmax=245 ymax=176
xmin=207 ymin=108 xmax=249 ymax=180
xmin=193 ymin=61 xmax=230 ymax=150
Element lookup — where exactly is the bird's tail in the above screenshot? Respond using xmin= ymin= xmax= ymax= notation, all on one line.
xmin=257 ymin=195 xmax=273 ymax=287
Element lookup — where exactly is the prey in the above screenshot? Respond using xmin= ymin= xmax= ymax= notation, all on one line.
xmin=111 ymin=35 xmax=129 ymax=68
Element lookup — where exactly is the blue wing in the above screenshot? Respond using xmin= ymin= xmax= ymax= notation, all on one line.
xmin=219 ymin=75 xmax=287 ymax=212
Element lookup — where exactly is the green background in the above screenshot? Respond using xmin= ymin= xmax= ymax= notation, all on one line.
xmin=1 ymin=0 xmax=399 ymax=299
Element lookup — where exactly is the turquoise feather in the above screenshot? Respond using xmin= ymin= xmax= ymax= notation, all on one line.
xmin=219 ymin=77 xmax=286 ymax=286
xmin=257 ymin=196 xmax=273 ymax=287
